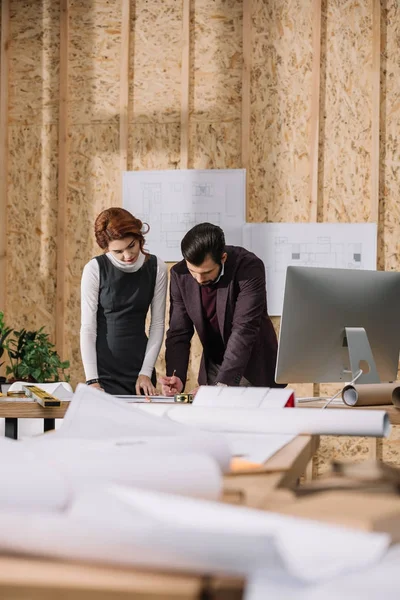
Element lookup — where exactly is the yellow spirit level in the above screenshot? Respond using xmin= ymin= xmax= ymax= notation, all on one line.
xmin=22 ymin=385 xmax=61 ymax=408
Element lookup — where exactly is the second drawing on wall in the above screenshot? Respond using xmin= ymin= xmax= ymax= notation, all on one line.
xmin=243 ymin=223 xmax=377 ymax=316
xmin=274 ymin=237 xmax=364 ymax=271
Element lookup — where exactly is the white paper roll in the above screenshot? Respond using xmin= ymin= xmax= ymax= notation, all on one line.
xmin=140 ymin=406 xmax=391 ymax=438
xmin=0 ymin=437 xmax=222 ymax=512
xmin=53 ymin=451 xmax=222 ymax=501
xmin=26 ymin=433 xmax=232 ymax=474
xmin=55 ymin=384 xmax=232 ymax=472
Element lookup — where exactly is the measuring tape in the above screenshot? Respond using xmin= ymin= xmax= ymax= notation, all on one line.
xmin=174 ymin=393 xmax=194 ymax=404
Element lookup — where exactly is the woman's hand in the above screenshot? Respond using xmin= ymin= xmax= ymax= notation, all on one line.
xmin=88 ymin=382 xmax=104 ymax=391
xmin=136 ymin=374 xmax=158 ymax=397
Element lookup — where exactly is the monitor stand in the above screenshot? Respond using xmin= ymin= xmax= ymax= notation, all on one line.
xmin=343 ymin=327 xmax=380 ymax=384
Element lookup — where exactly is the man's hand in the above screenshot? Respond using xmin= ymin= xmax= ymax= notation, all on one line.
xmin=160 ymin=374 xmax=184 ymax=397
xmin=189 ymin=386 xmax=200 ymax=397
xmin=136 ymin=375 xmax=158 ymax=397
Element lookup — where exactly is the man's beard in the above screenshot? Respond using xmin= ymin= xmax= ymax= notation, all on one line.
xmin=199 ymin=263 xmax=222 ymax=286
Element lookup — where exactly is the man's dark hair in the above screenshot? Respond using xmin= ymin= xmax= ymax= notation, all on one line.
xmin=181 ymin=223 xmax=226 ymax=266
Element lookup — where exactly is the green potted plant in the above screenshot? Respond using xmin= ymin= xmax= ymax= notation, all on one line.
xmin=4 ymin=326 xmax=70 ymax=384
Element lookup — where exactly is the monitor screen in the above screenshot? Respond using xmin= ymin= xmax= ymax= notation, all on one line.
xmin=275 ymin=266 xmax=400 ymax=384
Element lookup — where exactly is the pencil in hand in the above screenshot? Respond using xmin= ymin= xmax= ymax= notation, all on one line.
xmin=169 ymin=369 xmax=176 ymax=392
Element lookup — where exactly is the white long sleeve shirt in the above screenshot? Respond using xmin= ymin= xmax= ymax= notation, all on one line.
xmin=80 ymin=252 xmax=168 ymax=381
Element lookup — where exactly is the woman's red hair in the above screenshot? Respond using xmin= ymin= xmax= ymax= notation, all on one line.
xmin=94 ymin=207 xmax=149 ymax=251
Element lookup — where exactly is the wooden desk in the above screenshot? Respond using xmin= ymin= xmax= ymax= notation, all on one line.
xmin=0 ymin=556 xmax=243 ymax=600
xmin=0 ymin=400 xmax=69 ymax=439
xmin=0 ymin=434 xmax=319 ymax=599
xmin=223 ymin=435 xmax=319 ymax=509
xmin=299 ymin=400 xmax=400 ymax=463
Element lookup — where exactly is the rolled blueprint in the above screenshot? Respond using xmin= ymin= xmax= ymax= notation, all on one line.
xmin=342 ymin=382 xmax=400 ymax=407
xmin=51 ymin=451 xmax=222 ymax=502
xmin=135 ymin=405 xmax=391 ymax=438
xmin=56 ymin=384 xmax=232 ymax=473
xmin=27 ymin=433 xmax=231 ymax=475
xmin=0 ymin=437 xmax=223 ymax=512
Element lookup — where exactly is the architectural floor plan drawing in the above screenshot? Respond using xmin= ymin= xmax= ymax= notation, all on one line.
xmin=274 ymin=237 xmax=364 ymax=271
xmin=158 ymin=212 xmax=221 ymax=249
xmin=243 ymin=223 xmax=377 ymax=315
xmin=123 ymin=169 xmax=246 ymax=261
xmin=192 ymin=182 xmax=214 ymax=198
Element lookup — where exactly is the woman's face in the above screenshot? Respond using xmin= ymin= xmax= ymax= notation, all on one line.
xmin=107 ymin=236 xmax=141 ymax=264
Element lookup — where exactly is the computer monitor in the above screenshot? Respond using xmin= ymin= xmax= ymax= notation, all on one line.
xmin=275 ymin=266 xmax=400 ymax=385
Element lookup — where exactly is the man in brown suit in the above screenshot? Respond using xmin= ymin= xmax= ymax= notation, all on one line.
xmin=160 ymin=223 xmax=282 ymax=395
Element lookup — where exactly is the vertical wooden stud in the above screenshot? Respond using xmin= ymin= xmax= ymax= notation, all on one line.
xmin=309 ymin=0 xmax=322 ymax=224
xmin=310 ymin=0 xmax=322 ymax=399
xmin=180 ymin=0 xmax=190 ymax=169
xmin=0 ymin=0 xmax=10 ymax=314
xmin=120 ymin=0 xmax=130 ymax=189
xmin=56 ymin=0 xmax=69 ymax=358
xmin=242 ymin=0 xmax=251 ymax=220
xmin=371 ymin=0 xmax=381 ymax=228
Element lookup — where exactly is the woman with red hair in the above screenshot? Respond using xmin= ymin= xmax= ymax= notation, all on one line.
xmin=80 ymin=207 xmax=167 ymax=396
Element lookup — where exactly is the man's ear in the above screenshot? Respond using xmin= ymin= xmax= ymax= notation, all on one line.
xmin=221 ymin=252 xmax=228 ymax=264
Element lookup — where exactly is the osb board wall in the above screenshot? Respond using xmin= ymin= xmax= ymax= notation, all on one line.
xmin=379 ymin=0 xmax=400 ymax=273
xmin=248 ymin=0 xmax=313 ymax=224
xmin=315 ymin=425 xmax=400 ymax=477
xmin=318 ymin=0 xmax=372 ymax=224
xmin=6 ymin=0 xmax=59 ymax=338
xmin=0 ymin=0 xmax=399 ymax=464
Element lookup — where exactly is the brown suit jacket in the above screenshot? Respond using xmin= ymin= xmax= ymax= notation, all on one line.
xmin=165 ymin=246 xmax=282 ymax=388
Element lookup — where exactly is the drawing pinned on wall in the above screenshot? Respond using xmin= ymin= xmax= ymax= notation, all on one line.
xmin=274 ymin=237 xmax=366 ymax=271
xmin=243 ymin=223 xmax=377 ymax=316
xmin=123 ymin=169 xmax=246 ymax=261
xmin=192 ymin=182 xmax=214 ymax=198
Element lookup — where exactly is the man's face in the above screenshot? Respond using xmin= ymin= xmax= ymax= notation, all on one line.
xmin=186 ymin=252 xmax=227 ymax=286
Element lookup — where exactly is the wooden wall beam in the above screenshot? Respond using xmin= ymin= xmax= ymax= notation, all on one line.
xmin=56 ymin=0 xmax=69 ymax=358
xmin=242 ymin=0 xmax=251 ymax=220
xmin=309 ymin=0 xmax=322 ymax=223
xmin=120 ymin=0 xmax=130 ymax=186
xmin=371 ymin=0 xmax=381 ymax=228
xmin=0 ymin=0 xmax=10 ymax=314
xmin=180 ymin=0 xmax=190 ymax=169
xmin=309 ymin=0 xmax=322 ymax=398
